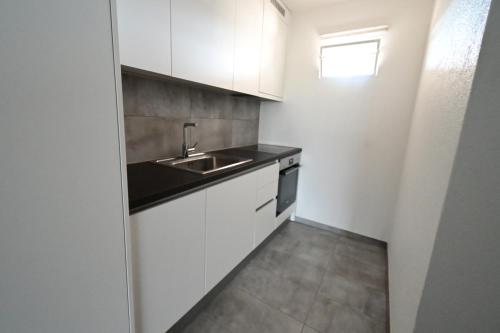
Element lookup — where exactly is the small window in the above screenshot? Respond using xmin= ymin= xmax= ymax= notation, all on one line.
xmin=321 ymin=40 xmax=380 ymax=78
xmin=320 ymin=26 xmax=387 ymax=78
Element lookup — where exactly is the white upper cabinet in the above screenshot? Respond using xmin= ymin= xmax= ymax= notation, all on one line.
xmin=116 ymin=0 xmax=172 ymax=75
xmin=233 ymin=0 xmax=265 ymax=95
xmin=259 ymin=0 xmax=290 ymax=99
xmin=117 ymin=0 xmax=289 ymax=100
xmin=171 ymin=0 xmax=236 ymax=90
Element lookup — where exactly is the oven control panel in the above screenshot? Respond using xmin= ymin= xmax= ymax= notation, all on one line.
xmin=279 ymin=153 xmax=301 ymax=171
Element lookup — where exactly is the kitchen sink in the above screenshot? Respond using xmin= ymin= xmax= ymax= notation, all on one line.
xmin=156 ymin=154 xmax=253 ymax=175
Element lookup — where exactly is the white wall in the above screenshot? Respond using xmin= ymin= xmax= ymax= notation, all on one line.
xmin=0 ymin=1 xmax=131 ymax=332
xmin=259 ymin=0 xmax=435 ymax=241
xmin=388 ymin=0 xmax=492 ymax=331
xmin=414 ymin=0 xmax=500 ymax=330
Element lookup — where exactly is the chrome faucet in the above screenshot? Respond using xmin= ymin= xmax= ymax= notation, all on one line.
xmin=182 ymin=122 xmax=198 ymax=158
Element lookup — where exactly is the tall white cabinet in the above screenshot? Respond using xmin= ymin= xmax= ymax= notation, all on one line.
xmin=0 ymin=1 xmax=130 ymax=332
xmin=130 ymin=191 xmax=206 ymax=333
xmin=117 ymin=0 xmax=172 ymax=75
xmin=171 ymin=0 xmax=236 ymax=90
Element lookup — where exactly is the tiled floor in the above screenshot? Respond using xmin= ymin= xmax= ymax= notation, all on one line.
xmin=182 ymin=221 xmax=388 ymax=333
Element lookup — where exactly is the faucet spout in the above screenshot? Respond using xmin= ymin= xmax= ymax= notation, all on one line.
xmin=182 ymin=122 xmax=198 ymax=158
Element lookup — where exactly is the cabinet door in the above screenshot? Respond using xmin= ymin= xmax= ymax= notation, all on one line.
xmin=171 ymin=0 xmax=236 ymax=90
xmin=117 ymin=0 xmax=172 ymax=75
xmin=233 ymin=0 xmax=264 ymax=95
xmin=206 ymin=172 xmax=256 ymax=291
xmin=259 ymin=0 xmax=289 ymax=98
xmin=255 ymin=199 xmax=278 ymax=247
xmin=130 ymin=191 xmax=206 ymax=333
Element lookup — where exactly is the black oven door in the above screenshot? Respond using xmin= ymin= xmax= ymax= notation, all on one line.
xmin=277 ymin=165 xmax=299 ymax=215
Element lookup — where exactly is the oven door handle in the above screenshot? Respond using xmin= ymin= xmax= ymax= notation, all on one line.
xmin=281 ymin=165 xmax=300 ymax=176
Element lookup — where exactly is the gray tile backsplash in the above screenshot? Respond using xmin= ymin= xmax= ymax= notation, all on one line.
xmin=122 ymin=73 xmax=261 ymax=164
xmin=232 ymin=120 xmax=259 ymax=147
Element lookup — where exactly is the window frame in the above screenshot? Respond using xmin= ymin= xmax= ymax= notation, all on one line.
xmin=319 ymin=26 xmax=388 ymax=79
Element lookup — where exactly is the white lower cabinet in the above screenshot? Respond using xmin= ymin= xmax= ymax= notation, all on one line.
xmin=205 ymin=171 xmax=257 ymax=291
xmin=256 ymin=181 xmax=278 ymax=208
xmin=254 ymin=199 xmax=278 ymax=247
xmin=255 ymin=162 xmax=279 ymax=188
xmin=254 ymin=163 xmax=279 ymax=247
xmin=130 ymin=163 xmax=280 ymax=332
xmin=130 ymin=191 xmax=206 ymax=333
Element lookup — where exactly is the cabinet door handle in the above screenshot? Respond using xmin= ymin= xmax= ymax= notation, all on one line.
xmin=256 ymin=199 xmax=274 ymax=212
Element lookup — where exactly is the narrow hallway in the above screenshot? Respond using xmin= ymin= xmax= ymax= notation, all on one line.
xmin=182 ymin=222 xmax=388 ymax=333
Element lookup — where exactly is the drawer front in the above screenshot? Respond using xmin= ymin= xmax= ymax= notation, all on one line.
xmin=256 ymin=181 xmax=278 ymax=208
xmin=254 ymin=199 xmax=277 ymax=247
xmin=256 ymin=163 xmax=279 ymax=188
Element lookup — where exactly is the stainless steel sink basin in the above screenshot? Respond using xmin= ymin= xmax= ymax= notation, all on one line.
xmin=156 ymin=154 xmax=253 ymax=175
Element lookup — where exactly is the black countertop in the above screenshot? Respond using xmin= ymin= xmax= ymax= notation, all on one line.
xmin=127 ymin=144 xmax=302 ymax=215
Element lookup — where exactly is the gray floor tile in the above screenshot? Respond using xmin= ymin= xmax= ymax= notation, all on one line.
xmin=338 ymin=235 xmax=386 ymax=251
xmin=306 ymin=294 xmax=385 ymax=333
xmin=335 ymin=240 xmax=387 ymax=269
xmin=327 ymin=252 xmax=387 ymax=291
xmin=262 ymin=231 xmax=299 ymax=254
xmin=265 ymin=224 xmax=337 ymax=272
xmin=282 ymin=222 xmax=341 ymax=246
xmin=317 ymin=273 xmax=387 ymax=323
xmin=203 ymin=287 xmax=303 ymax=333
xmin=318 ymin=274 xmax=371 ymax=312
xmin=249 ymin=245 xmax=325 ymax=285
xmin=327 ymin=306 xmax=383 ymax=333
xmin=306 ymin=295 xmax=341 ymax=332
xmin=363 ymin=288 xmax=387 ymax=321
xmin=182 ymin=312 xmax=232 ymax=333
xmin=302 ymin=325 xmax=321 ymax=333
xmin=231 ymin=263 xmax=318 ymax=322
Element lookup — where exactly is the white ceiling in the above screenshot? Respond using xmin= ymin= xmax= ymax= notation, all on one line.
xmin=282 ymin=0 xmax=350 ymax=12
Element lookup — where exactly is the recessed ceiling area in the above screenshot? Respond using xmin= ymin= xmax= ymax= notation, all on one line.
xmin=282 ymin=0 xmax=350 ymax=12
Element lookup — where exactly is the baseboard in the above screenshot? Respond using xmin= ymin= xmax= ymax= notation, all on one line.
xmin=292 ymin=216 xmax=387 ymax=249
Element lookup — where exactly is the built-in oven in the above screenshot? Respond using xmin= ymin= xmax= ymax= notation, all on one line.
xmin=276 ymin=153 xmax=301 ymax=216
